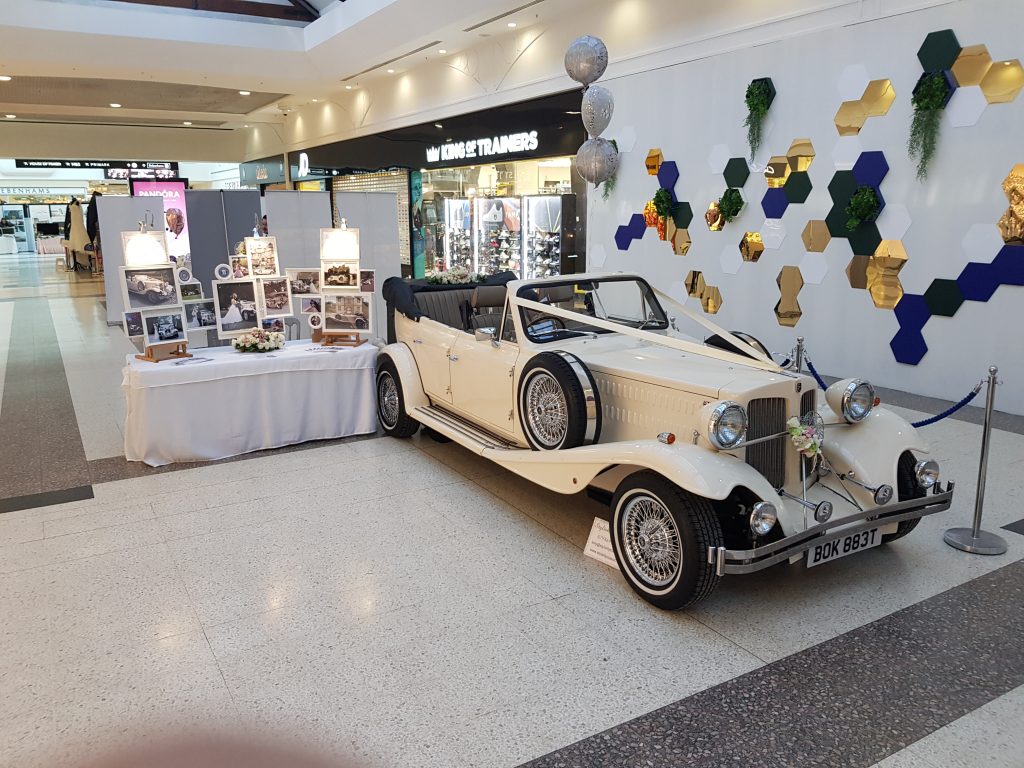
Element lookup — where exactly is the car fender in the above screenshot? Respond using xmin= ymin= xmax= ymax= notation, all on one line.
xmin=820 ymin=406 xmax=929 ymax=501
xmin=480 ymin=438 xmax=781 ymax=502
xmin=379 ymin=342 xmax=428 ymax=413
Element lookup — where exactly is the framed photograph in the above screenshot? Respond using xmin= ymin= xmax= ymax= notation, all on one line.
xmin=319 ymin=227 xmax=360 ymax=262
xmin=179 ymin=282 xmax=203 ymax=301
xmin=261 ymin=317 xmax=285 ymax=333
xmin=229 ymin=255 xmax=251 ymax=279
xmin=121 ymin=265 xmax=180 ymax=310
xmin=183 ymin=299 xmax=217 ymax=330
xmin=286 ymin=268 xmax=320 ymax=295
xmin=359 ymin=270 xmax=376 ymax=293
xmin=258 ymin=276 xmax=292 ymax=318
xmin=214 ymin=263 xmax=232 ymax=281
xmin=322 ymin=260 xmax=360 ymax=290
xmin=121 ymin=231 xmax=168 ymax=267
xmin=308 ymin=313 xmax=323 ymax=330
xmin=123 ymin=311 xmax=144 ymax=338
xmin=299 ymin=296 xmax=322 ymax=314
xmin=245 ymin=237 xmax=279 ymax=277
xmin=323 ymin=292 xmax=372 ymax=334
xmin=212 ymin=279 xmax=260 ymax=338
xmin=140 ymin=309 xmax=185 ymax=347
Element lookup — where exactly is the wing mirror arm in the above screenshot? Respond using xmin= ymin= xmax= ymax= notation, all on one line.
xmin=474 ymin=327 xmax=500 ymax=347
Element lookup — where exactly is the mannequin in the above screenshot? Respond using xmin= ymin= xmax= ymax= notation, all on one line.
xmin=66 ymin=198 xmax=90 ymax=268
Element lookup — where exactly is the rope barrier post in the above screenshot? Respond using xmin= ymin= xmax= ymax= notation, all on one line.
xmin=944 ymin=366 xmax=1008 ymax=556
xmin=795 ymin=337 xmax=805 ymax=374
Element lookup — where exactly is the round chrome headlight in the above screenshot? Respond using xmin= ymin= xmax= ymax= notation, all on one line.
xmin=708 ymin=401 xmax=748 ymax=450
xmin=749 ymin=501 xmax=777 ymax=535
xmin=841 ymin=379 xmax=875 ymax=423
xmin=915 ymin=459 xmax=940 ymax=489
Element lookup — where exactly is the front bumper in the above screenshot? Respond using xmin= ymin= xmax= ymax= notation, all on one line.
xmin=708 ymin=482 xmax=955 ymax=575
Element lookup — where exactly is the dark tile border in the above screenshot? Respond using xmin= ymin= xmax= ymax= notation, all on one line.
xmin=0 ymin=485 xmax=94 ymax=514
xmin=519 ymin=561 xmax=1024 ymax=768
xmin=1002 ymin=519 xmax=1024 ymax=537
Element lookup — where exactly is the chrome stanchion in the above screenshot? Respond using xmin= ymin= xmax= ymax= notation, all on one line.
xmin=794 ymin=336 xmax=805 ymax=373
xmin=944 ymin=366 xmax=1008 ymax=555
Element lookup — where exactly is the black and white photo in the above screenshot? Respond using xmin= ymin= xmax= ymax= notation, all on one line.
xmin=300 ymin=296 xmax=321 ymax=314
xmin=123 ymin=311 xmax=144 ymax=337
xmin=259 ymin=277 xmax=291 ymax=318
xmin=212 ymin=279 xmax=259 ymax=337
xmin=184 ymin=299 xmax=217 ymax=329
xmin=286 ymin=269 xmax=320 ymax=294
xmin=142 ymin=311 xmax=184 ymax=346
xmin=323 ymin=293 xmax=372 ymax=333
xmin=180 ymin=282 xmax=203 ymax=301
xmin=121 ymin=265 xmax=179 ymax=309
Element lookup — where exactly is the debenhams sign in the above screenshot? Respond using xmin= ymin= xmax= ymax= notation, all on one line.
xmin=426 ymin=130 xmax=539 ymax=164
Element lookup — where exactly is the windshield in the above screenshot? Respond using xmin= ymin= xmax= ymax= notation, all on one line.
xmin=517 ymin=276 xmax=668 ymax=343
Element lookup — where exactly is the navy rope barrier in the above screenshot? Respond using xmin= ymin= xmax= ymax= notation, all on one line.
xmin=803 ymin=351 xmax=981 ymax=428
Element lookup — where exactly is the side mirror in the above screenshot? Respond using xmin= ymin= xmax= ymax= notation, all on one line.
xmin=474 ymin=327 xmax=497 ymax=342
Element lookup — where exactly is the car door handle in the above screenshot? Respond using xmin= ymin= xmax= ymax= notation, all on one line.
xmin=448 ymin=354 xmax=459 ymax=362
xmin=412 ymin=338 xmax=423 ymax=344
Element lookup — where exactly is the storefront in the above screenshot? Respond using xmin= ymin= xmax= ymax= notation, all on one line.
xmin=286 ymin=91 xmax=587 ymax=278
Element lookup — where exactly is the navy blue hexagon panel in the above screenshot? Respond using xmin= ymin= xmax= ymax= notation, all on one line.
xmin=615 ymin=152 xmax=694 ymax=256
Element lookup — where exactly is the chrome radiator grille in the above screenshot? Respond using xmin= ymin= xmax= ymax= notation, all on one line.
xmin=745 ymin=397 xmax=788 ymax=489
xmin=800 ymin=389 xmax=817 ymax=478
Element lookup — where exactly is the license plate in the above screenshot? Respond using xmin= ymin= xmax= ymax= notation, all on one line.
xmin=807 ymin=528 xmax=881 ymax=568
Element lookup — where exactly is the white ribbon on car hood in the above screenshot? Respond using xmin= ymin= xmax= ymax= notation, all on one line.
xmin=512 ymin=294 xmax=783 ymax=374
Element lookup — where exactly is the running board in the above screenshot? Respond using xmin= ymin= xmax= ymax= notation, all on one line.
xmin=412 ymin=406 xmax=519 ymax=453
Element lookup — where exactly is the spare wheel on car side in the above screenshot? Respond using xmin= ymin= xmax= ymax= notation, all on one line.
xmin=517 ymin=351 xmax=601 ymax=450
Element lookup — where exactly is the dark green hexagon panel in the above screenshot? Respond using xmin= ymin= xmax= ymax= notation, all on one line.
xmin=672 ymin=201 xmax=694 ymax=229
xmin=723 ymin=157 xmax=750 ymax=189
xmin=825 ymin=205 xmax=849 ymax=238
xmin=848 ymin=222 xmax=882 ymax=256
xmin=828 ymin=170 xmax=858 ymax=206
xmin=918 ymin=29 xmax=961 ymax=73
xmin=923 ymin=278 xmax=965 ymax=317
xmin=784 ymin=171 xmax=812 ymax=204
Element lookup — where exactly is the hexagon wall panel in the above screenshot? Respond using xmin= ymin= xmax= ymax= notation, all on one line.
xmin=614 ymin=214 xmax=647 ymax=251
xmin=980 ymin=59 xmax=1024 ymax=103
xmin=673 ymin=202 xmax=694 ymax=230
xmin=849 ymin=222 xmax=883 ymax=257
xmin=860 ymin=79 xmax=896 ymax=117
xmin=999 ymin=163 xmax=1024 ymax=243
xmin=657 ymin=160 xmax=680 ymax=193
xmin=705 ymin=202 xmax=725 ymax=232
xmin=846 ymin=255 xmax=870 ymax=289
xmin=672 ymin=227 xmax=692 ymax=256
xmin=917 ymin=29 xmax=961 ymax=72
xmin=946 ymin=85 xmax=988 ymax=127
xmin=787 ymin=139 xmax=815 ymax=172
xmin=962 ymin=221 xmax=1005 ymax=258
xmin=761 ymin=188 xmax=789 ymax=219
xmin=800 ymin=252 xmax=829 ymax=285
xmin=837 ymin=64 xmax=870 ymax=102
xmin=784 ymin=172 xmax=812 ymax=204
xmin=952 ymin=44 xmax=993 ymax=87
xmin=831 ymin=136 xmax=863 ymax=170
xmin=775 ymin=266 xmax=804 ymax=327
xmin=739 ymin=231 xmax=765 ymax=262
xmin=802 ymin=220 xmax=831 ymax=252
xmin=701 ymin=285 xmax=724 ymax=314
xmin=834 ymin=101 xmax=867 ymax=136
xmin=866 ymin=239 xmax=909 ymax=309
xmin=708 ymin=144 xmax=730 ymax=174
xmin=645 ymin=149 xmax=663 ymax=175
xmin=761 ymin=219 xmax=787 ymax=249
xmin=853 ymin=151 xmax=889 ymax=188
xmin=616 ymin=153 xmax=695 ymax=253
xmin=720 ymin=243 xmax=743 ymax=275
xmin=685 ymin=270 xmax=706 ymax=298
xmin=876 ymin=204 xmax=912 ymax=241
xmin=723 ymin=157 xmax=750 ymax=189
xmin=923 ymin=278 xmax=965 ymax=317
xmin=764 ymin=155 xmax=791 ymax=188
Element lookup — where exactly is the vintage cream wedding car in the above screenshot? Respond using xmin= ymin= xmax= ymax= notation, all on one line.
xmin=379 ymin=273 xmax=954 ymax=608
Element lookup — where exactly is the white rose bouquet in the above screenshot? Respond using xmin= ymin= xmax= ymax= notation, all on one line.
xmin=232 ymin=329 xmax=286 ymax=353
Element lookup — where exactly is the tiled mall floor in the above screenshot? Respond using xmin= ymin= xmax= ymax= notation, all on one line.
xmin=1 ymin=252 xmax=1022 ymax=768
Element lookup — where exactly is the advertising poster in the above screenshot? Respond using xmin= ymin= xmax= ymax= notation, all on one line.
xmin=131 ymin=179 xmax=191 ymax=268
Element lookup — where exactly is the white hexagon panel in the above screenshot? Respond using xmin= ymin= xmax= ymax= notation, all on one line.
xmin=761 ymin=218 xmax=787 ymax=249
xmin=667 ymin=280 xmax=690 ymax=306
xmin=617 ymin=201 xmax=633 ymax=223
xmin=875 ymin=203 xmax=912 ymax=240
xmin=837 ymin=64 xmax=870 ymax=102
xmin=961 ymin=222 xmax=1004 ymax=260
xmin=611 ymin=125 xmax=638 ymax=154
xmin=946 ymin=86 xmax=988 ymax=128
xmin=708 ymin=143 xmax=731 ymax=174
xmin=720 ymin=242 xmax=743 ymax=275
xmin=831 ymin=136 xmax=863 ymax=170
xmin=589 ymin=242 xmax=608 ymax=269
xmin=799 ymin=251 xmax=828 ymax=285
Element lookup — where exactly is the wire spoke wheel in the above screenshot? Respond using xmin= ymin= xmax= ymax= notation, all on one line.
xmin=377 ymin=371 xmax=400 ymax=429
xmin=621 ymin=493 xmax=682 ymax=588
xmin=525 ymin=372 xmax=568 ymax=448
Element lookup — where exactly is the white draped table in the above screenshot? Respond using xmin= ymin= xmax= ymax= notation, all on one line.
xmin=123 ymin=341 xmax=378 ymax=466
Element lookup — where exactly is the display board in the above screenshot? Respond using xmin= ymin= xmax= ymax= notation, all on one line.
xmin=97 ymin=195 xmax=162 ymax=324
xmin=264 ymin=190 xmax=332 ymax=268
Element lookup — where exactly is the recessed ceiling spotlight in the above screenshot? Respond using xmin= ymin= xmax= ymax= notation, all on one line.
xmin=507 ymin=21 xmax=517 ymax=27
xmin=239 ymin=90 xmax=251 ymax=96
xmin=312 ymin=98 xmax=319 ymax=102
xmin=0 ymin=76 xmax=11 ymax=82
xmin=4 ymin=114 xmax=15 ymax=119
xmin=110 ymin=103 xmax=122 ymax=108
xmin=387 ymin=68 xmax=395 ymax=73
xmin=244 ymin=124 xmax=249 ymax=128
xmin=434 ymin=122 xmax=443 ymax=128
xmin=345 ymin=85 xmax=353 ymax=90
xmin=183 ymin=121 xmax=192 ymax=126
xmin=438 ymin=49 xmax=447 ymax=54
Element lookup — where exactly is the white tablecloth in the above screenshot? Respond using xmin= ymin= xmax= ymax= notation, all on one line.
xmin=123 ymin=341 xmax=379 ymax=466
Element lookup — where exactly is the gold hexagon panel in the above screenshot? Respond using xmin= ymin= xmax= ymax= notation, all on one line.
xmin=860 ymin=79 xmax=896 ymax=117
xmin=672 ymin=227 xmax=693 ymax=256
xmin=834 ymin=101 xmax=867 ymax=136
xmin=980 ymin=59 xmax=1024 ymax=104
xmin=952 ymin=44 xmax=993 ymax=87
xmin=739 ymin=231 xmax=765 ymax=262
xmin=775 ymin=266 xmax=804 ymax=327
xmin=866 ymin=240 xmax=909 ymax=309
xmin=645 ymin=148 xmax=664 ymax=175
xmin=846 ymin=255 xmax=870 ymax=290
xmin=764 ymin=155 xmax=791 ymax=188
xmin=802 ymin=220 xmax=831 ymax=253
xmin=787 ymin=139 xmax=815 ymax=172
xmin=998 ymin=163 xmax=1024 ymax=243
xmin=700 ymin=285 xmax=723 ymax=314
xmin=684 ymin=270 xmax=705 ymax=298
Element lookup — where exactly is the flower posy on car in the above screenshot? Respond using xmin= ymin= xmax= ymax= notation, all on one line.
xmin=232 ymin=329 xmax=285 ymax=353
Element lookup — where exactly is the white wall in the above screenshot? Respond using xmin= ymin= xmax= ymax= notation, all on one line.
xmin=591 ymin=0 xmax=1024 ymax=413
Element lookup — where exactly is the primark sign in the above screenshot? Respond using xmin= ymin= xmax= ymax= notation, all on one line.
xmin=425 ymin=130 xmax=539 ymax=164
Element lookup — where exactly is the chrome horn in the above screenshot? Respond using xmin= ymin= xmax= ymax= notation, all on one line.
xmin=839 ymin=471 xmax=894 ymax=505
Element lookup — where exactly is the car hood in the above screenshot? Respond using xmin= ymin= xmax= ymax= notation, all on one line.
xmin=569 ymin=337 xmax=790 ymax=399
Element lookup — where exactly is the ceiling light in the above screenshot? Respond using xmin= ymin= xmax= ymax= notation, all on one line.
xmin=345 ymin=85 xmax=353 ymax=90
xmin=438 ymin=49 xmax=447 ymax=54
xmin=434 ymin=123 xmax=443 ymax=129
xmin=507 ymin=22 xmax=517 ymax=27
xmin=0 ymin=76 xmax=11 ymax=82
xmin=183 ymin=121 xmax=192 ymax=126
xmin=239 ymin=90 xmax=251 ymax=96
xmin=244 ymin=124 xmax=249 ymax=128
xmin=110 ymin=103 xmax=121 ymax=108
xmin=4 ymin=114 xmax=15 ymax=119
xmin=387 ymin=68 xmax=395 ymax=74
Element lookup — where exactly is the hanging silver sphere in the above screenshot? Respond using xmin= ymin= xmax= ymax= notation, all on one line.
xmin=576 ymin=137 xmax=619 ymax=186
xmin=581 ymin=84 xmax=614 ymax=137
xmin=564 ymin=35 xmax=609 ymax=86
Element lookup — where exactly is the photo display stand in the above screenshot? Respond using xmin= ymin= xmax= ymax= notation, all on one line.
xmin=135 ymin=341 xmax=192 ymax=363
xmin=317 ymin=222 xmax=372 ymax=347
